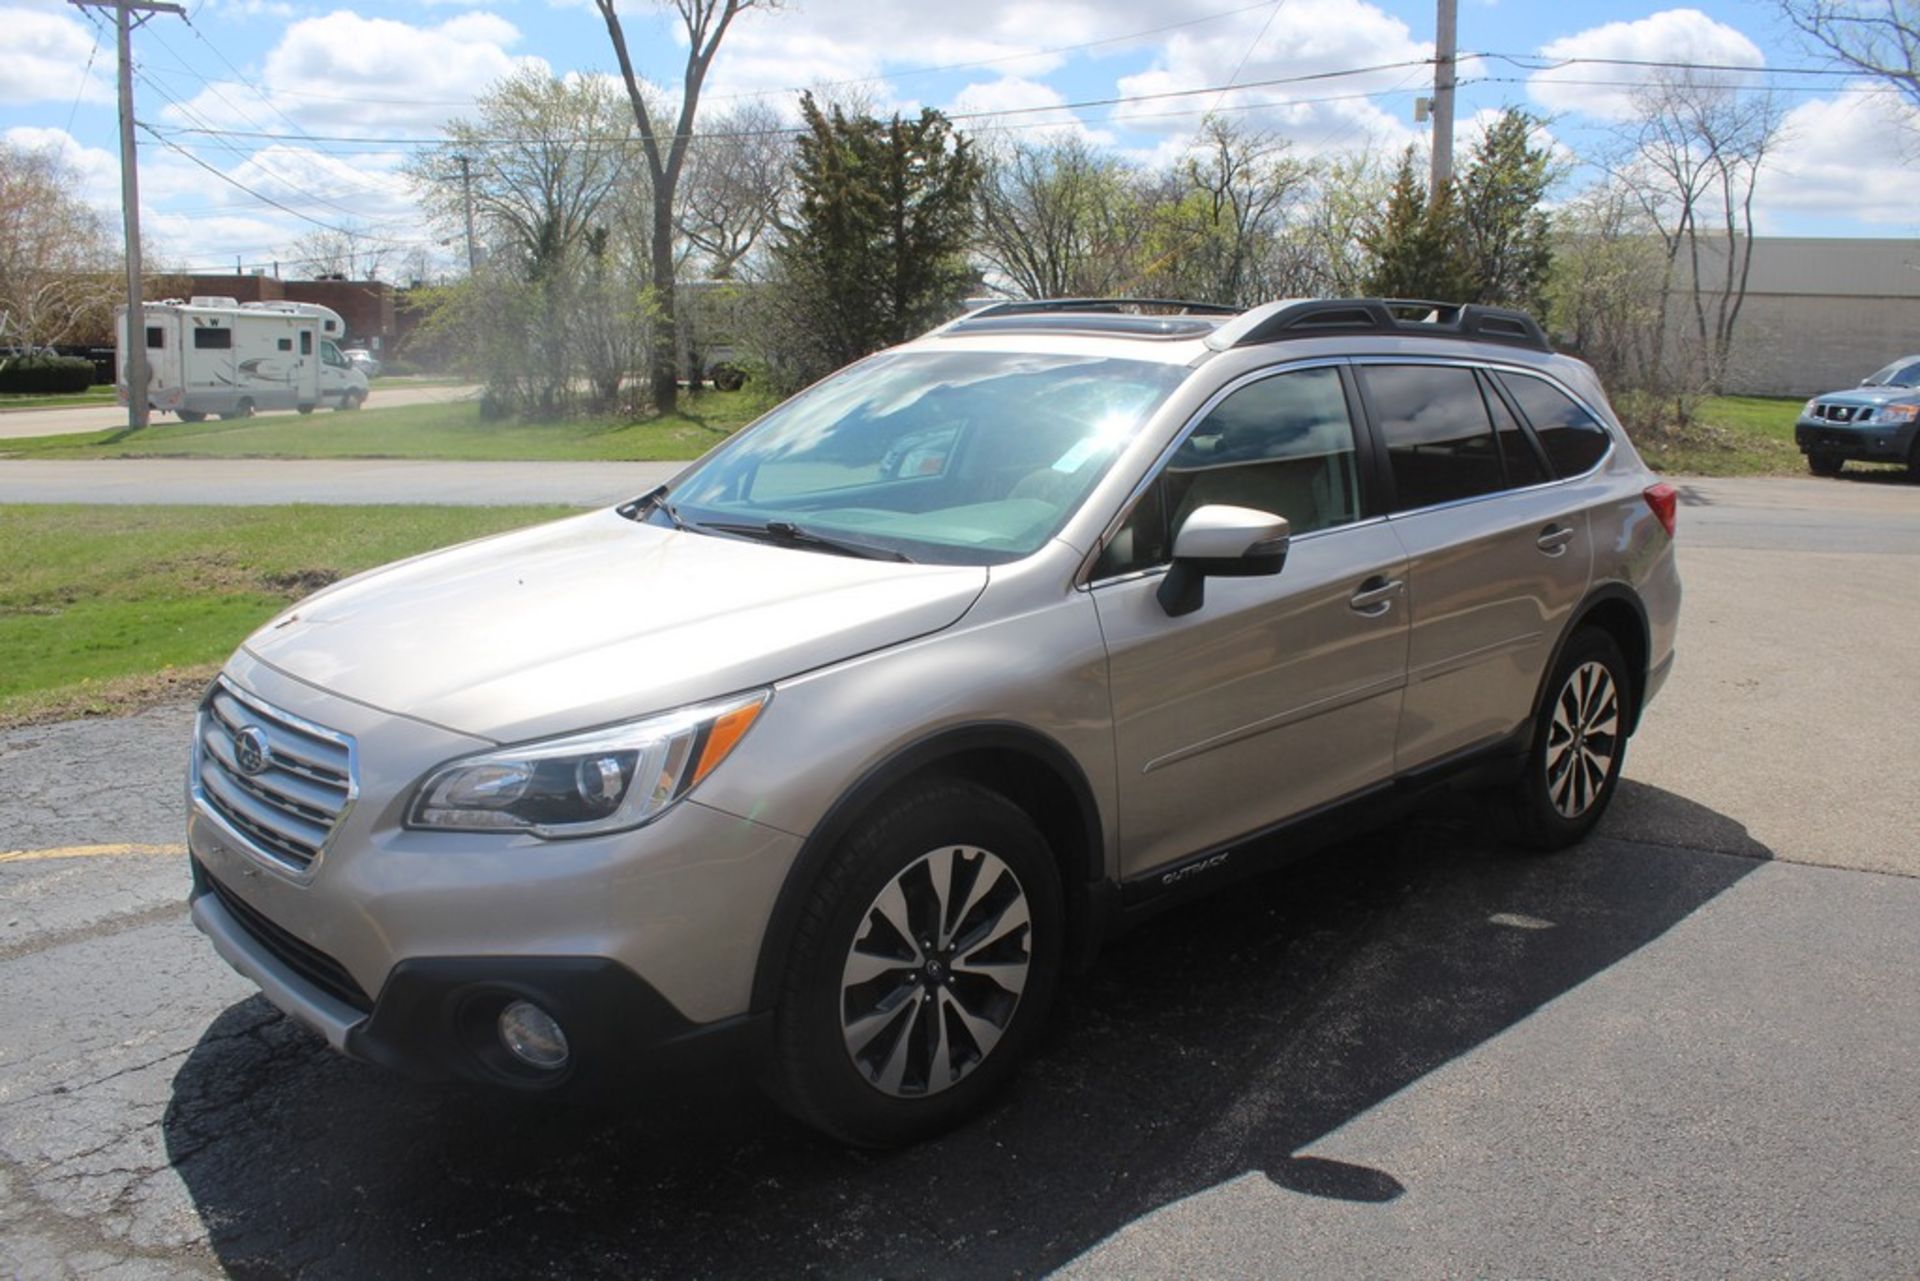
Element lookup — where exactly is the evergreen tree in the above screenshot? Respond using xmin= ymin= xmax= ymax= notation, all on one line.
xmin=1457 ymin=109 xmax=1555 ymax=314
xmin=774 ymin=94 xmax=981 ymax=376
xmin=1362 ymin=148 xmax=1469 ymax=302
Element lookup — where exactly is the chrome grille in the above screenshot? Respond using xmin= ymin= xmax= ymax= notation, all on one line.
xmin=194 ymin=679 xmax=355 ymax=875
xmin=1815 ymin=403 xmax=1864 ymax=423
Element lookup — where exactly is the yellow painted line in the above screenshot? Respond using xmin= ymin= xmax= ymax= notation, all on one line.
xmin=0 ymin=842 xmax=187 ymax=865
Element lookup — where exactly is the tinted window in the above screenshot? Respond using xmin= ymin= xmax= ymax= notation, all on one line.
xmin=193 ymin=327 xmax=231 ymax=350
xmin=277 ymin=338 xmax=292 ymax=352
xmin=1483 ymin=376 xmax=1547 ymax=486
xmin=1498 ymin=373 xmax=1612 ymax=477
xmin=1095 ymin=367 xmax=1362 ymax=578
xmin=145 ymin=327 xmax=164 ymax=348
xmin=299 ymin=331 xmax=313 ymax=356
xmin=1364 ymin=365 xmax=1503 ymax=510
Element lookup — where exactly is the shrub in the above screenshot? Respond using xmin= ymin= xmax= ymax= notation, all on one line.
xmin=0 ymin=355 xmax=96 ymax=394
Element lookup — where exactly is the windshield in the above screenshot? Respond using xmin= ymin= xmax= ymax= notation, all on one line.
xmin=664 ymin=351 xmax=1187 ymax=565
xmin=1863 ymin=360 xmax=1920 ymax=387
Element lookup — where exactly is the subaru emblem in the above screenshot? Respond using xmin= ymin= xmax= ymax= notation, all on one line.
xmin=234 ymin=726 xmax=271 ymax=775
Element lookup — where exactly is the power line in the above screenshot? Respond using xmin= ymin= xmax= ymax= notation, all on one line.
xmin=148 ymin=57 xmax=1442 ymax=148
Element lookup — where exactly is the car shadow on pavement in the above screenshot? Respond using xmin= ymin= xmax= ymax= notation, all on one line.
xmin=163 ymin=782 xmax=1768 ymax=1279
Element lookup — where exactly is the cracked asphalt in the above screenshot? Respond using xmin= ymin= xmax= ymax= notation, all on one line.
xmin=2 ymin=473 xmax=1916 ymax=1278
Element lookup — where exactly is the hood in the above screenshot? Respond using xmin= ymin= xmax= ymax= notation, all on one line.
xmin=1812 ymin=386 xmax=1919 ymax=407
xmin=244 ymin=509 xmax=988 ymax=742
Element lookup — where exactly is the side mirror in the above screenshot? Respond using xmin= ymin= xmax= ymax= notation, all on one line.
xmin=1156 ymin=505 xmax=1291 ymax=617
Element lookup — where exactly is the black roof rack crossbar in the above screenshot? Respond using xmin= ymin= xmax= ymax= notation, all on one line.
xmin=1208 ymin=298 xmax=1552 ymax=353
xmin=966 ymin=297 xmax=1244 ymax=319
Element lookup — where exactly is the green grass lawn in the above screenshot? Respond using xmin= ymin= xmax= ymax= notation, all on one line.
xmin=0 ymin=503 xmax=572 ymax=726
xmin=0 ymin=387 xmax=120 ymax=411
xmin=1629 ymin=395 xmax=1807 ymax=477
xmin=0 ymin=388 xmax=767 ymax=462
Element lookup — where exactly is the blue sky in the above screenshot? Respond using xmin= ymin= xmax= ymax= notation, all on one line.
xmin=5 ymin=0 xmax=1915 ymax=275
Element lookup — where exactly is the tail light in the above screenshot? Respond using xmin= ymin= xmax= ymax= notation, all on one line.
xmin=1643 ymin=483 xmax=1678 ymax=538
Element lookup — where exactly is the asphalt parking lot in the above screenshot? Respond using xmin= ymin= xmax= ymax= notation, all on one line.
xmin=1 ymin=470 xmax=1916 ymax=1278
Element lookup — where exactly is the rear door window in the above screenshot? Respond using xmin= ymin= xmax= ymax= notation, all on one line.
xmin=1496 ymin=373 xmax=1612 ymax=478
xmin=1362 ymin=365 xmax=1504 ymax=511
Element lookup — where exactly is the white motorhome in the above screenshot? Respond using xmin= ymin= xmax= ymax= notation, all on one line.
xmin=116 ymin=297 xmax=369 ymax=420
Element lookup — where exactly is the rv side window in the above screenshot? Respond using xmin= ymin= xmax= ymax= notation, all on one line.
xmin=277 ymin=338 xmax=292 ymax=351
xmin=300 ymin=332 xmax=312 ymax=355
xmin=193 ymin=328 xmax=232 ymax=350
xmin=146 ymin=327 xmax=164 ymax=348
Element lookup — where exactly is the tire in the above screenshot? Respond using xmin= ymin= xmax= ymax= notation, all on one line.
xmin=710 ymin=362 xmax=746 ymax=392
xmin=176 ymin=410 xmax=206 ymax=423
xmin=296 ymin=404 xmax=315 ymax=415
xmin=336 ymin=389 xmax=365 ymax=412
xmin=769 ymin=779 xmax=1063 ymax=1147
xmin=219 ymin=397 xmax=254 ymax=421
xmin=1503 ymin=627 xmax=1634 ymax=852
xmin=1807 ymin=453 xmax=1843 ymax=477
xmin=1907 ymin=436 xmax=1920 ymax=482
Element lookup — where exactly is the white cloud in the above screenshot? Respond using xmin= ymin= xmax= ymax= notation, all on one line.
xmin=1528 ymin=8 xmax=1765 ymax=122
xmin=948 ymin=76 xmax=1113 ymax=147
xmin=161 ymin=11 xmax=544 ymax=135
xmin=0 ymin=7 xmax=111 ymax=106
xmin=2 ymin=125 xmax=120 ymax=212
xmin=1756 ymin=84 xmax=1920 ymax=228
xmin=1106 ymin=0 xmax=1439 ymax=157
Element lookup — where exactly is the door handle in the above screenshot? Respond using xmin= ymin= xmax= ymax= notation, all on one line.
xmin=1536 ymin=524 xmax=1576 ymax=554
xmin=1349 ymin=575 xmax=1404 ymax=616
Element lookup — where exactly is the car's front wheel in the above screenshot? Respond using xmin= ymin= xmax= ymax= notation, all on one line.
xmin=1503 ymin=627 xmax=1633 ymax=851
xmin=770 ymin=780 xmax=1062 ymax=1146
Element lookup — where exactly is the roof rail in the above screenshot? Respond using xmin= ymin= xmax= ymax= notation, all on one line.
xmin=1207 ymin=298 xmax=1552 ymax=353
xmin=964 ymin=297 xmax=1243 ymax=319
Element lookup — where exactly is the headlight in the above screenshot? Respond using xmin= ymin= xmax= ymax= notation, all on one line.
xmin=408 ymin=690 xmax=769 ymax=838
xmin=1875 ymin=403 xmax=1919 ymax=422
xmin=1802 ymin=398 xmax=1818 ymax=416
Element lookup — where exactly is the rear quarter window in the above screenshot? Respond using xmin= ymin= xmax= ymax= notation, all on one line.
xmin=1497 ymin=373 xmax=1612 ymax=478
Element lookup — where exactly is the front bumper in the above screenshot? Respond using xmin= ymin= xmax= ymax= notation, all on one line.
xmin=190 ymin=857 xmax=770 ymax=1091
xmin=1795 ymin=418 xmax=1917 ymax=461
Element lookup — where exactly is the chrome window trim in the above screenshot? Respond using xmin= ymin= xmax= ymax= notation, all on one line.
xmin=189 ymin=675 xmax=359 ymax=884
xmin=1075 ymin=355 xmax=1357 ymax=588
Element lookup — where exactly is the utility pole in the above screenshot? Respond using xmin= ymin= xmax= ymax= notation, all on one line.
xmin=69 ymin=0 xmax=183 ymax=431
xmin=456 ymin=154 xmax=479 ymax=274
xmin=1430 ymin=0 xmax=1459 ymax=196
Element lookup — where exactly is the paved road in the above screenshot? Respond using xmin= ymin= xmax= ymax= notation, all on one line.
xmin=0 ymin=382 xmax=482 ymax=441
xmin=1 ymin=473 xmax=1916 ymax=1278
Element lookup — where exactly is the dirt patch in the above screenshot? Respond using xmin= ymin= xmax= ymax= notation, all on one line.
xmin=260 ymin=567 xmax=341 ymax=595
xmin=0 ymin=663 xmax=220 ymax=731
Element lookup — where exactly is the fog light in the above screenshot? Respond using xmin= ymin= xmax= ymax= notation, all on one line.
xmin=498 ymin=999 xmax=569 ymax=1070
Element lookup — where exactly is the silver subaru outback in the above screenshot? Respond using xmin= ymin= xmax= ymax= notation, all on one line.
xmin=187 ymin=298 xmax=1680 ymax=1145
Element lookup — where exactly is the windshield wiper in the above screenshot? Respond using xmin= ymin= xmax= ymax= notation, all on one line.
xmin=622 ymin=484 xmax=686 ymax=530
xmin=701 ymin=519 xmax=914 ymax=562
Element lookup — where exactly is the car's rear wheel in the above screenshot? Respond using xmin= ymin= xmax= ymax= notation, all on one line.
xmin=1808 ymin=452 xmax=1843 ymax=477
xmin=220 ymin=397 xmax=254 ymax=421
xmin=176 ymin=410 xmax=205 ymax=422
xmin=769 ymin=780 xmax=1062 ymax=1146
xmin=1503 ymin=627 xmax=1633 ymax=852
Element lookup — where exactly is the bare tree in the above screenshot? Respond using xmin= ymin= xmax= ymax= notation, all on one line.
xmin=409 ymin=68 xmax=639 ymax=272
xmin=678 ymin=99 xmax=791 ymax=280
xmin=289 ymin=223 xmax=394 ymax=280
xmin=1780 ymin=1 xmax=1920 ymax=112
xmin=596 ymin=0 xmax=775 ymax=412
xmin=1128 ymin=117 xmax=1313 ymax=306
xmin=974 ymin=135 xmax=1145 ymax=299
xmin=0 ymin=142 xmax=119 ymax=349
xmin=1610 ymin=72 xmax=1784 ymax=392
